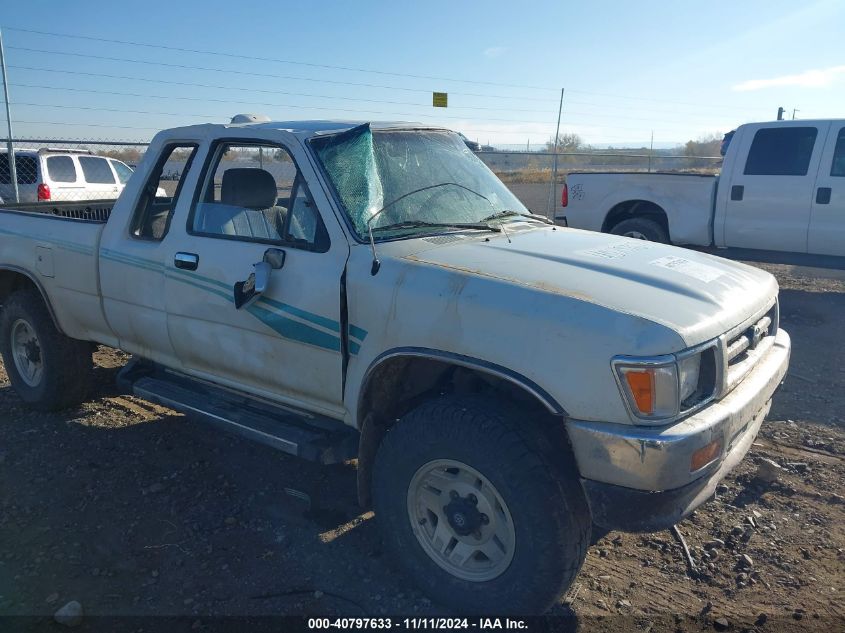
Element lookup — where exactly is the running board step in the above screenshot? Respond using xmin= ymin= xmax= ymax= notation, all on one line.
xmin=120 ymin=363 xmax=357 ymax=464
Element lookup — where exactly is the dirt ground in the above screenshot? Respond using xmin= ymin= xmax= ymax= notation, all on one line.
xmin=0 ymin=258 xmax=843 ymax=632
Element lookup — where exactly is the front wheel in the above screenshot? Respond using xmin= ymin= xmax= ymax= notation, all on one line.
xmin=372 ymin=396 xmax=591 ymax=614
xmin=0 ymin=288 xmax=92 ymax=411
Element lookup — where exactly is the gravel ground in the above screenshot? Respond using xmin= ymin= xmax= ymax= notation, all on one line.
xmin=0 ymin=259 xmax=843 ymax=632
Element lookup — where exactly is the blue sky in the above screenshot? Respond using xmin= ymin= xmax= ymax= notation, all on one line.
xmin=2 ymin=0 xmax=843 ymax=148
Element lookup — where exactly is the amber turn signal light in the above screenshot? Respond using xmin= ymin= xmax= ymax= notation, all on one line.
xmin=690 ymin=439 xmax=722 ymax=472
xmin=624 ymin=369 xmax=654 ymax=415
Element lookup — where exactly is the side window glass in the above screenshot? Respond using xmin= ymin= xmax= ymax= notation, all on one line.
xmin=46 ymin=156 xmax=77 ymax=183
xmin=0 ymin=155 xmax=38 ymax=185
xmin=744 ymin=127 xmax=818 ymax=176
xmin=286 ymin=180 xmax=321 ymax=247
xmin=191 ymin=142 xmax=328 ymax=251
xmin=79 ymin=156 xmax=117 ymax=184
xmin=830 ymin=128 xmax=845 ymax=177
xmin=130 ymin=144 xmax=198 ymax=241
xmin=111 ymin=160 xmax=134 ymax=184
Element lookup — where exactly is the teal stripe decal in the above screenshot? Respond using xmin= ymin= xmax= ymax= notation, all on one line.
xmin=96 ymin=249 xmax=366 ymax=355
xmin=0 ymin=227 xmax=94 ymax=255
xmin=258 ymin=296 xmax=340 ymax=333
xmin=349 ymin=324 xmax=368 ymax=341
xmin=247 ymin=304 xmax=341 ymax=352
xmin=166 ymin=272 xmax=233 ymax=302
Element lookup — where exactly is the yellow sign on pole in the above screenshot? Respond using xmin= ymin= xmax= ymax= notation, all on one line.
xmin=432 ymin=92 xmax=448 ymax=108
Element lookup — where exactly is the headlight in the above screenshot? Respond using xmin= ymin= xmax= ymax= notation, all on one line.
xmin=613 ymin=345 xmax=717 ymax=424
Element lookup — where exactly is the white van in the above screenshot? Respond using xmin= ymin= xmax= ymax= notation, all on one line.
xmin=0 ymin=148 xmax=136 ymax=203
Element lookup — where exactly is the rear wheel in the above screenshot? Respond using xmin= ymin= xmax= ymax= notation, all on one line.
xmin=610 ymin=217 xmax=668 ymax=242
xmin=0 ymin=288 xmax=92 ymax=411
xmin=372 ymin=396 xmax=591 ymax=614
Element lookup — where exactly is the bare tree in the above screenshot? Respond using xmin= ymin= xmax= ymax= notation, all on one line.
xmin=545 ymin=132 xmax=583 ymax=153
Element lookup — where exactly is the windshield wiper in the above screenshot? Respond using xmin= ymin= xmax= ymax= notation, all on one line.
xmin=372 ymin=220 xmax=500 ymax=234
xmin=481 ymin=209 xmax=553 ymax=225
xmin=366 ymin=182 xmax=494 ymax=276
xmin=480 ymin=210 xmax=523 ymax=222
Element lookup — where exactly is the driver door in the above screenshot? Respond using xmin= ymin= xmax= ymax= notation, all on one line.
xmin=163 ymin=138 xmax=347 ymax=416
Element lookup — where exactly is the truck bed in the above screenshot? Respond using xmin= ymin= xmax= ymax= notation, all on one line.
xmin=0 ymin=199 xmax=114 ymax=223
xmin=0 ymin=201 xmax=116 ymax=346
xmin=560 ymin=172 xmax=718 ymax=246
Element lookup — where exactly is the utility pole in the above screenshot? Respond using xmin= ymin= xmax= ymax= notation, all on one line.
xmin=792 ymin=109 xmax=799 ymax=120
xmin=648 ymin=131 xmax=654 ymax=173
xmin=547 ymin=88 xmax=565 ymax=219
xmin=0 ymin=28 xmax=19 ymax=203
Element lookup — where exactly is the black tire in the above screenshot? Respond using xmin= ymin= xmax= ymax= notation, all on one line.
xmin=610 ymin=217 xmax=668 ymax=243
xmin=372 ymin=396 xmax=591 ymax=614
xmin=0 ymin=288 xmax=92 ymax=411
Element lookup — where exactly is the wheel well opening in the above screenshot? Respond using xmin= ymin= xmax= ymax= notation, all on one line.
xmin=0 ymin=271 xmax=61 ymax=332
xmin=0 ymin=271 xmax=41 ymax=307
xmin=355 ymin=356 xmax=571 ymax=507
xmin=602 ymin=200 xmax=669 ymax=236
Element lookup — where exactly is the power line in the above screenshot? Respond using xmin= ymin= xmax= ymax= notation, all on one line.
xmin=6 ymin=32 xmax=772 ymax=114
xmin=11 ymin=83 xmax=736 ymax=132
xmin=8 ymin=65 xmax=554 ymax=114
xmin=6 ymin=26 xmax=556 ymax=92
xmin=12 ymin=65 xmax=747 ymax=123
xmin=8 ymin=46 xmax=560 ymax=103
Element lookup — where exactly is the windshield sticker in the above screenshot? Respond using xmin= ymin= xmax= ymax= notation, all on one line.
xmin=650 ymin=256 xmax=724 ymax=283
xmin=577 ymin=241 xmax=656 ymax=259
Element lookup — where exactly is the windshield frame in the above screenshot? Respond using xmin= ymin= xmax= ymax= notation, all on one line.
xmin=306 ymin=125 xmax=528 ymax=244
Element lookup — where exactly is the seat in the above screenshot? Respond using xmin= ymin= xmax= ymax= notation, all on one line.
xmin=198 ymin=168 xmax=287 ymax=240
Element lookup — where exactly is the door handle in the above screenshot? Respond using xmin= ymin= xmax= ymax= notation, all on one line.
xmin=730 ymin=185 xmax=744 ymax=201
xmin=816 ymin=187 xmax=832 ymax=205
xmin=174 ymin=252 xmax=199 ymax=271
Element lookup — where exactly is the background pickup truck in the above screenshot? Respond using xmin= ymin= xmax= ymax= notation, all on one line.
xmin=0 ymin=117 xmax=790 ymax=614
xmin=559 ymin=119 xmax=845 ymax=257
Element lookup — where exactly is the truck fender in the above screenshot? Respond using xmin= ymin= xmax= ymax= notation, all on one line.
xmin=0 ymin=265 xmax=65 ymax=335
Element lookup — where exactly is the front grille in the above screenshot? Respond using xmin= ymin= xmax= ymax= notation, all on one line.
xmin=727 ymin=304 xmax=778 ymax=367
xmin=722 ymin=300 xmax=779 ymax=394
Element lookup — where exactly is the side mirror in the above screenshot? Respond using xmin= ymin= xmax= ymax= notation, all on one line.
xmin=234 ymin=249 xmax=285 ymax=309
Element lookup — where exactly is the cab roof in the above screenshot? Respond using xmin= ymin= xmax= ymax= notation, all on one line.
xmin=160 ymin=119 xmax=448 ymax=142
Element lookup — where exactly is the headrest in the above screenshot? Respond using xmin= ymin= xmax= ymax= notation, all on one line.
xmin=221 ymin=168 xmax=277 ymax=209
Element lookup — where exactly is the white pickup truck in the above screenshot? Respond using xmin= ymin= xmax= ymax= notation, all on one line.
xmin=560 ymin=119 xmax=845 ymax=257
xmin=0 ymin=117 xmax=791 ymax=614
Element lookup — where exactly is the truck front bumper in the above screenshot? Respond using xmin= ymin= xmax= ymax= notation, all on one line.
xmin=566 ymin=328 xmax=791 ymax=532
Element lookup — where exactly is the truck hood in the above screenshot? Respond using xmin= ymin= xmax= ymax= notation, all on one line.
xmin=401 ymin=226 xmax=777 ymax=347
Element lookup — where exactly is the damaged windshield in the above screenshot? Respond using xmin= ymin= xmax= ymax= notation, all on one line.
xmin=310 ymin=124 xmax=528 ymax=240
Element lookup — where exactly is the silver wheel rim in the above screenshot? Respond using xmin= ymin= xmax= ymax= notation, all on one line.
xmin=10 ymin=318 xmax=43 ymax=387
xmin=623 ymin=230 xmax=649 ymax=240
xmin=407 ymin=459 xmax=515 ymax=582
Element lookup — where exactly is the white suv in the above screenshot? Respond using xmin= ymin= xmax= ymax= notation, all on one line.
xmin=0 ymin=148 xmax=136 ymax=203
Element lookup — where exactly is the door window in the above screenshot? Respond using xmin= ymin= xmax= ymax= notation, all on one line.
xmin=110 ymin=159 xmax=134 ymax=184
xmin=130 ymin=144 xmax=198 ymax=241
xmin=830 ymin=128 xmax=845 ymax=177
xmin=46 ymin=156 xmax=78 ymax=183
xmin=744 ymin=127 xmax=818 ymax=176
xmin=79 ymin=156 xmax=116 ymax=184
xmin=190 ymin=142 xmax=328 ymax=251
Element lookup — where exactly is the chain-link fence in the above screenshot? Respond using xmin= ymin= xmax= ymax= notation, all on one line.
xmin=0 ymin=139 xmax=722 ymax=215
xmin=477 ymin=150 xmax=722 ymax=181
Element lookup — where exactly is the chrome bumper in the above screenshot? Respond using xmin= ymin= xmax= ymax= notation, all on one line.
xmin=566 ymin=328 xmax=790 ymax=528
